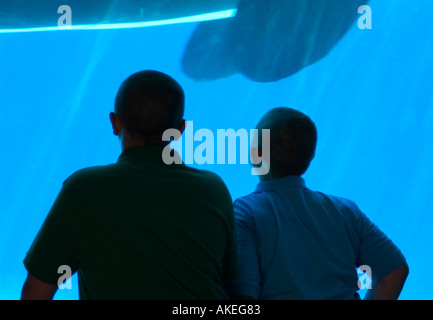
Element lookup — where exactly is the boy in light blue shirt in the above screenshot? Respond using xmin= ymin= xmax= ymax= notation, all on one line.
xmin=228 ymin=107 xmax=408 ymax=300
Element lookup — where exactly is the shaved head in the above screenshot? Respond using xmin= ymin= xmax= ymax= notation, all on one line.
xmin=114 ymin=70 xmax=185 ymax=145
xmin=256 ymin=107 xmax=317 ymax=177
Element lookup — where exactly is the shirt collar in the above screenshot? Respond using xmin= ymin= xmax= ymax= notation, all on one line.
xmin=255 ymin=175 xmax=306 ymax=193
xmin=117 ymin=144 xmax=181 ymax=164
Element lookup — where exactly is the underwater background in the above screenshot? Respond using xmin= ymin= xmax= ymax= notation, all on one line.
xmin=0 ymin=0 xmax=432 ymax=299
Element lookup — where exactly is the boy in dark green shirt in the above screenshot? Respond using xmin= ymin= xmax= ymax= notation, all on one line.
xmin=21 ymin=70 xmax=237 ymax=299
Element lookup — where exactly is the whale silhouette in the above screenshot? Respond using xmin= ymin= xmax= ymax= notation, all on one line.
xmin=182 ymin=0 xmax=370 ymax=82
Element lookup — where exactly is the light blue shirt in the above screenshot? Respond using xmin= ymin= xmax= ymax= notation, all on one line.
xmin=228 ymin=176 xmax=406 ymax=299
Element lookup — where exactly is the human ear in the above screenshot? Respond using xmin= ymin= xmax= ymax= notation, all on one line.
xmin=177 ymin=119 xmax=186 ymax=136
xmin=109 ymin=112 xmax=122 ymax=136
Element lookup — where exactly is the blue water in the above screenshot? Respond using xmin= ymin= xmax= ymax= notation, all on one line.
xmin=1 ymin=0 xmax=432 ymax=299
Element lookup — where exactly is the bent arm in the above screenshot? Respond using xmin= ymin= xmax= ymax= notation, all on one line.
xmin=364 ymin=262 xmax=409 ymax=300
xmin=226 ymin=201 xmax=261 ymax=300
xmin=21 ymin=273 xmax=58 ymax=300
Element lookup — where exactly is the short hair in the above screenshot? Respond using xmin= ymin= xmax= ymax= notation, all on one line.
xmin=114 ymin=70 xmax=185 ymax=145
xmin=256 ymin=107 xmax=317 ymax=177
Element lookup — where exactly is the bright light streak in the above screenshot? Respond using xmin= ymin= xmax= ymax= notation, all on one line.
xmin=0 ymin=9 xmax=237 ymax=34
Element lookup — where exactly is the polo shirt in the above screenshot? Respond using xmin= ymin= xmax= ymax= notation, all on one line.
xmin=24 ymin=145 xmax=237 ymax=299
xmin=227 ymin=175 xmax=406 ymax=300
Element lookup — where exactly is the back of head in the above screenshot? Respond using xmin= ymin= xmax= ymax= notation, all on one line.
xmin=114 ymin=70 xmax=185 ymax=145
xmin=257 ymin=107 xmax=317 ymax=177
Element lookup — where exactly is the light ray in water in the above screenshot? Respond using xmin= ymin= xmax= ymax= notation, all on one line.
xmin=0 ymin=9 xmax=237 ymax=34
